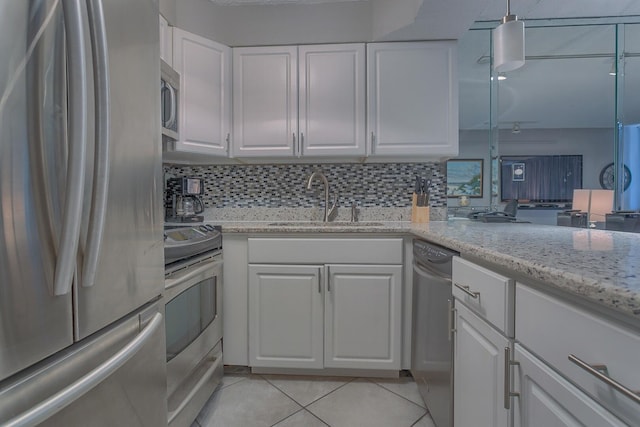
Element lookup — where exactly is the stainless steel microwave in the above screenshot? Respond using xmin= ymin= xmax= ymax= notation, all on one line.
xmin=161 ymin=60 xmax=179 ymax=143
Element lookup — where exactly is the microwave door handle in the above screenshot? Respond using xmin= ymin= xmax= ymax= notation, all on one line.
xmin=54 ymin=0 xmax=88 ymax=296
xmin=166 ymin=83 xmax=176 ymax=129
xmin=82 ymin=0 xmax=110 ymax=288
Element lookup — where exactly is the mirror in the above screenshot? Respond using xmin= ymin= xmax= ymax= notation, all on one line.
xmin=457 ymin=19 xmax=639 ymax=217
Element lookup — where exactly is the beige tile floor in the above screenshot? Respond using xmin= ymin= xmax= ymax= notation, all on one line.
xmin=192 ymin=370 xmax=436 ymax=427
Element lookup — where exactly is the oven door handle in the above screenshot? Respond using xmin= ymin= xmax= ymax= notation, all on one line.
xmin=165 ymin=259 xmax=222 ymax=290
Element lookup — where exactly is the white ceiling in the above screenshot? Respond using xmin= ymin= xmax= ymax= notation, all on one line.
xmin=203 ymin=0 xmax=640 ymax=131
xmin=209 ymin=0 xmax=365 ymax=5
xmin=479 ymin=0 xmax=640 ymax=21
xmin=210 ymin=0 xmax=640 ymax=21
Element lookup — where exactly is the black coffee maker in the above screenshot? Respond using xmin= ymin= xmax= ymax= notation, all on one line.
xmin=166 ymin=177 xmax=205 ymax=222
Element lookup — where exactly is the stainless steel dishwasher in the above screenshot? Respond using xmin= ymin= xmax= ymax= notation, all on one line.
xmin=411 ymin=239 xmax=458 ymax=427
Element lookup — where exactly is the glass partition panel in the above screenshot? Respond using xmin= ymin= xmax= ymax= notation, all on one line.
xmin=496 ymin=24 xmax=616 ymax=202
xmin=619 ymin=23 xmax=640 ymax=211
xmin=456 ymin=29 xmax=492 ymax=209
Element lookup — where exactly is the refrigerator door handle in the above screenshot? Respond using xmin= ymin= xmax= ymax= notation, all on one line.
xmin=3 ymin=312 xmax=163 ymax=427
xmin=54 ymin=0 xmax=88 ymax=296
xmin=82 ymin=0 xmax=110 ymax=288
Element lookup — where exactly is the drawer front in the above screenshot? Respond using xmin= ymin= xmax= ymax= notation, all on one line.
xmin=514 ymin=344 xmax=626 ymax=427
xmin=516 ymin=283 xmax=640 ymax=426
xmin=452 ymin=257 xmax=515 ymax=337
xmin=248 ymin=237 xmax=403 ymax=264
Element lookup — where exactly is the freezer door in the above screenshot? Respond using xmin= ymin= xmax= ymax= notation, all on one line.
xmin=0 ymin=0 xmax=74 ymax=381
xmin=74 ymin=0 xmax=164 ymax=339
xmin=0 ymin=301 xmax=167 ymax=427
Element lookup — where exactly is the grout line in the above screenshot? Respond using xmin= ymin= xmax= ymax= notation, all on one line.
xmin=269 ymin=408 xmax=330 ymax=427
xmin=366 ymin=378 xmax=427 ymax=410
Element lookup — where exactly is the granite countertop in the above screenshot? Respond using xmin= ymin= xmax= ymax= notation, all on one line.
xmin=216 ymin=219 xmax=640 ymax=321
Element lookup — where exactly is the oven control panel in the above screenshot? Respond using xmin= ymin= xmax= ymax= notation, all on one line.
xmin=164 ymin=224 xmax=222 ymax=265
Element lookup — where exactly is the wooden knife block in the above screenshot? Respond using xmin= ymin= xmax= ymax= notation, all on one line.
xmin=411 ymin=194 xmax=430 ymax=223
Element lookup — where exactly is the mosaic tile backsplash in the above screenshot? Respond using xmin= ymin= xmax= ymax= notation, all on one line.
xmin=164 ymin=163 xmax=446 ymax=209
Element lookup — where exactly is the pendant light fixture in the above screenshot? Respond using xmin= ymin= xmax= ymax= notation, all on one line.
xmin=493 ymin=0 xmax=525 ymax=72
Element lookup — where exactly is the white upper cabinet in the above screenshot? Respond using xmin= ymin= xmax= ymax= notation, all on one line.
xmin=172 ymin=28 xmax=231 ymax=157
xmin=367 ymin=41 xmax=458 ymax=157
xmin=159 ymin=15 xmax=172 ymax=66
xmin=299 ymin=44 xmax=366 ymax=157
xmin=233 ymin=44 xmax=366 ymax=158
xmin=233 ymin=46 xmax=298 ymax=157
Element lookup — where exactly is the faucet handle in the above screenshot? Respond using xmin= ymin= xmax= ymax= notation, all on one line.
xmin=328 ymin=192 xmax=339 ymax=221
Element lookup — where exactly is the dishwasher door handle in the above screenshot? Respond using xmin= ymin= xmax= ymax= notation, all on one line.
xmin=413 ymin=261 xmax=453 ymax=283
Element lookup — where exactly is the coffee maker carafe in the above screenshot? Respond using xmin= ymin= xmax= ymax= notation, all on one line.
xmin=167 ymin=177 xmax=205 ymax=222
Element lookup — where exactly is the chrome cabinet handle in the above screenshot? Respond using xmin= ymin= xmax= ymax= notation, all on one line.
xmin=4 ymin=312 xmax=163 ymax=427
xmin=83 ymin=0 xmax=111 ymax=288
xmin=55 ymin=0 xmax=88 ymax=296
xmin=226 ymin=133 xmax=231 ymax=151
xmin=318 ymin=267 xmax=322 ymax=294
xmin=504 ymin=347 xmax=520 ymax=410
xmin=447 ymin=299 xmax=455 ymax=341
xmin=370 ymin=131 xmax=375 ymax=154
xmin=454 ymin=283 xmax=480 ymax=299
xmin=292 ymin=132 xmax=296 ymax=155
xmin=568 ymin=354 xmax=640 ymax=405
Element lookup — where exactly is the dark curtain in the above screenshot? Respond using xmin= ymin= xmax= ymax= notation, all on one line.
xmin=501 ymin=155 xmax=583 ymax=203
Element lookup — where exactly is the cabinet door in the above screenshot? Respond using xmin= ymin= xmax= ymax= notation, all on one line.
xmin=367 ymin=41 xmax=458 ymax=157
xmin=454 ymin=301 xmax=511 ymax=427
xmin=248 ymin=264 xmax=323 ymax=369
xmin=233 ymin=46 xmax=298 ymax=157
xmin=324 ymin=265 xmax=402 ymax=370
xmin=514 ymin=344 xmax=626 ymax=427
xmin=172 ymin=28 xmax=231 ymax=156
xmin=159 ymin=15 xmax=172 ymax=66
xmin=299 ymin=44 xmax=366 ymax=156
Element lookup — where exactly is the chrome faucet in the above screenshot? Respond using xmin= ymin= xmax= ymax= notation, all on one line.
xmin=306 ymin=171 xmax=338 ymax=222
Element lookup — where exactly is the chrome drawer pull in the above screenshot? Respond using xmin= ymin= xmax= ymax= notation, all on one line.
xmin=504 ymin=347 xmax=520 ymax=410
xmin=568 ymin=354 xmax=640 ymax=405
xmin=454 ymin=283 xmax=480 ymax=299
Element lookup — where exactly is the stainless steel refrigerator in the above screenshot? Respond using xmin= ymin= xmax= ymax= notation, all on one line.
xmin=0 ymin=0 xmax=166 ymax=425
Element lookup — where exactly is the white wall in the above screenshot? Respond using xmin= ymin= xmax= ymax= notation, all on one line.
xmin=159 ymin=0 xmax=176 ymax=24
xmin=454 ymin=128 xmax=615 ymax=207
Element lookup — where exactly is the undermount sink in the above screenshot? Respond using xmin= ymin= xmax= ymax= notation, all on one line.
xmin=268 ymin=221 xmax=384 ymax=227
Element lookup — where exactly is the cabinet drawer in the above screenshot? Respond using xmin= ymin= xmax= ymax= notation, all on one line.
xmin=516 ymin=284 xmax=640 ymax=426
xmin=452 ymin=257 xmax=515 ymax=337
xmin=248 ymin=238 xmax=403 ymax=264
xmin=514 ymin=344 xmax=626 ymax=427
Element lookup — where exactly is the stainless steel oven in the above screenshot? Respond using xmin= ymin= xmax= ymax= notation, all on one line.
xmin=164 ymin=225 xmax=223 ymax=427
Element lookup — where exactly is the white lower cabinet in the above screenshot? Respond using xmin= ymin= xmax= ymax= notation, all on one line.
xmin=451 ymin=258 xmax=636 ymax=427
xmin=249 ymin=263 xmax=402 ymax=371
xmin=249 ymin=265 xmax=324 ymax=369
xmin=514 ymin=344 xmax=626 ymax=427
xmin=453 ymin=302 xmax=512 ymax=427
xmin=324 ymin=265 xmax=402 ymax=370
xmin=452 ymin=257 xmax=516 ymax=427
xmin=515 ymin=284 xmax=638 ymax=426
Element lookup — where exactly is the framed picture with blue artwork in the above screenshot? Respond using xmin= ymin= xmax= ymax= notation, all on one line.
xmin=447 ymin=159 xmax=483 ymax=198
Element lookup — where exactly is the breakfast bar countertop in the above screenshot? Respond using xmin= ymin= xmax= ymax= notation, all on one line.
xmin=218 ymin=219 xmax=640 ymax=322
